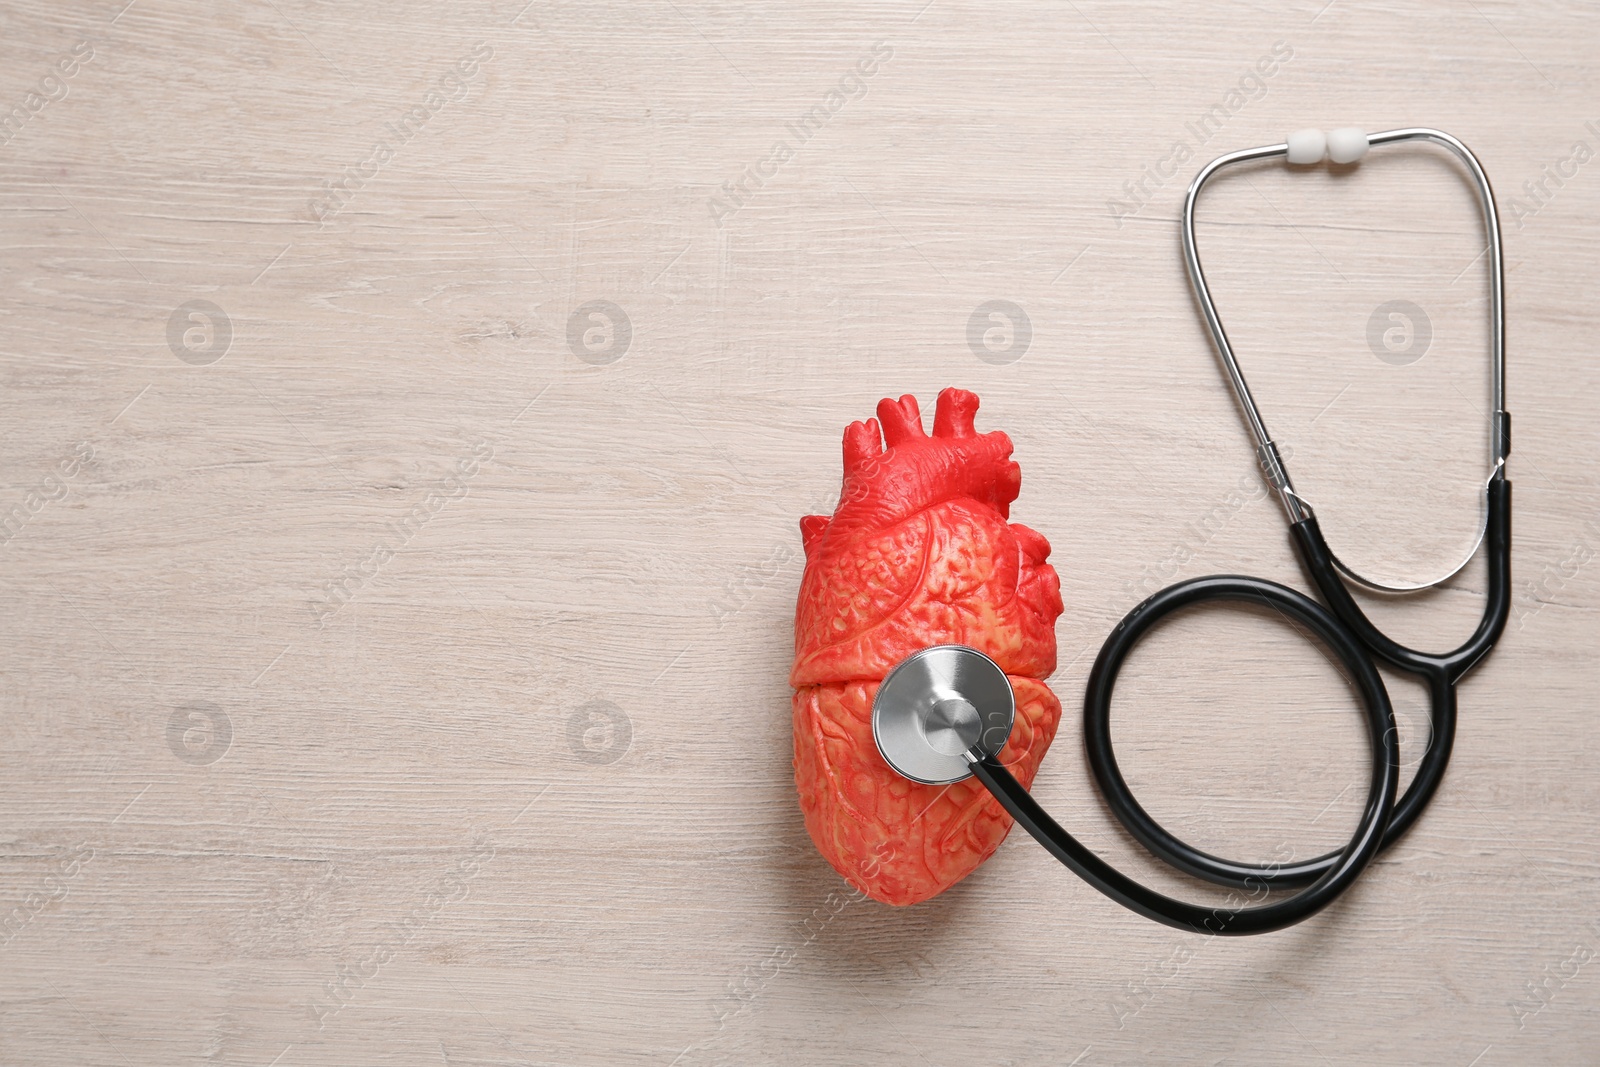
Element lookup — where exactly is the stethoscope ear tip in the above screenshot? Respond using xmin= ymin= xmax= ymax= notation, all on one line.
xmin=1286 ymin=127 xmax=1370 ymax=165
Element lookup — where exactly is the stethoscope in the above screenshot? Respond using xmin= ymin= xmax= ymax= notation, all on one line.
xmin=872 ymin=127 xmax=1512 ymax=935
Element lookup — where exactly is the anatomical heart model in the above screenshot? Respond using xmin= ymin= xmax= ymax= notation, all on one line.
xmin=790 ymin=388 xmax=1064 ymax=905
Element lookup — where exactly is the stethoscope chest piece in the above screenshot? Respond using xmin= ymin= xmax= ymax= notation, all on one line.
xmin=872 ymin=645 xmax=1015 ymax=785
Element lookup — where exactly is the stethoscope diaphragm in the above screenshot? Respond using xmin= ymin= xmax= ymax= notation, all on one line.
xmin=871 ymin=645 xmax=1015 ymax=786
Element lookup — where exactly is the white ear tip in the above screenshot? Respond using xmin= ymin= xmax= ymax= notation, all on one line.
xmin=1327 ymin=127 xmax=1369 ymax=164
xmin=1286 ymin=128 xmax=1326 ymax=165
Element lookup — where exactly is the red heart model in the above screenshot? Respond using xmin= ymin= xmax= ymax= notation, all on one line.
xmin=791 ymin=388 xmax=1064 ymax=905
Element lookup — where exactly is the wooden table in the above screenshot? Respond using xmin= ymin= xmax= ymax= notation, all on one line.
xmin=2 ymin=1 xmax=1596 ymax=1063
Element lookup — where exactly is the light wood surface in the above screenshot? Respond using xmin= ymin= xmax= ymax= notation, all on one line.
xmin=2 ymin=1 xmax=1597 ymax=1064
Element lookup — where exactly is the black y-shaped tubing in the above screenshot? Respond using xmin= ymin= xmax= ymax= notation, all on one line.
xmin=970 ymin=576 xmax=1401 ymax=934
xmin=1079 ymin=476 xmax=1510 ymax=892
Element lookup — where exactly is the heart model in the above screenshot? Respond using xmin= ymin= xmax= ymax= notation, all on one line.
xmin=790 ymin=388 xmax=1065 ymax=905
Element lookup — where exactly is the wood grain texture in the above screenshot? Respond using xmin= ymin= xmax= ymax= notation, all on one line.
xmin=1 ymin=1 xmax=1597 ymax=1063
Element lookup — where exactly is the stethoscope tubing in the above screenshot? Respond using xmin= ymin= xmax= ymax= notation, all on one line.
xmin=1081 ymin=480 xmax=1509 ymax=893
xmin=974 ymin=576 xmax=1401 ymax=935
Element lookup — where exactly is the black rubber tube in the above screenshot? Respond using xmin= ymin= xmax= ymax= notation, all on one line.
xmin=971 ymin=576 xmax=1400 ymax=934
xmin=1081 ymin=477 xmax=1511 ymax=892
xmin=1296 ymin=476 xmax=1512 ymax=687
